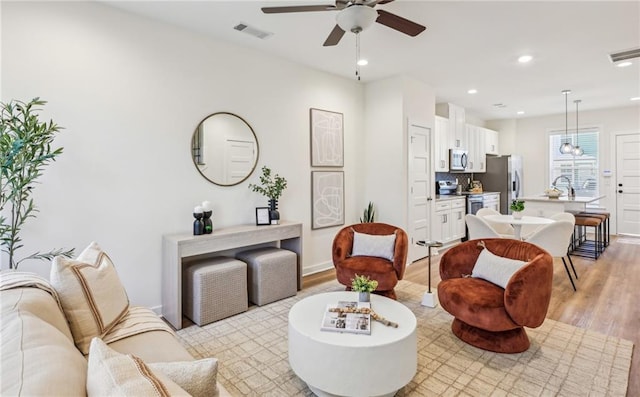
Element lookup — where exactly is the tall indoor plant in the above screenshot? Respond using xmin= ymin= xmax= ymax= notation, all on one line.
xmin=1 ymin=98 xmax=74 ymax=269
xmin=248 ymin=166 xmax=287 ymax=224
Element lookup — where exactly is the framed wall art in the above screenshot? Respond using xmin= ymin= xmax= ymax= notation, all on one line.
xmin=310 ymin=108 xmax=344 ymax=167
xmin=311 ymin=171 xmax=344 ymax=230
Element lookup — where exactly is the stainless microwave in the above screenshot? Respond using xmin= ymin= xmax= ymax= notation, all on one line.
xmin=449 ymin=149 xmax=468 ymax=172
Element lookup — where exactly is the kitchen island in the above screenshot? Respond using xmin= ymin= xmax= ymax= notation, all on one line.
xmin=519 ymin=195 xmax=605 ymax=217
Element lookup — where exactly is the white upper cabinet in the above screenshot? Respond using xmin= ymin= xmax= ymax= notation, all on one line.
xmin=466 ymin=125 xmax=487 ymax=173
xmin=436 ymin=103 xmax=467 ymax=149
xmin=485 ymin=127 xmax=499 ymax=155
xmin=434 ymin=116 xmax=449 ymax=172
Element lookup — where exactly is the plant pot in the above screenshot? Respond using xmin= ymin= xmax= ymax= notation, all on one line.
xmin=358 ymin=292 xmax=370 ymax=302
xmin=513 ymin=211 xmax=523 ymax=220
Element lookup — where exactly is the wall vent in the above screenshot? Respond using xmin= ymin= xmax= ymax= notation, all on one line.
xmin=234 ymin=23 xmax=273 ymax=40
xmin=609 ymin=48 xmax=640 ymax=63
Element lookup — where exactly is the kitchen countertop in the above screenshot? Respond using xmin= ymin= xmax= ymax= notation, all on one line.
xmin=520 ymin=195 xmax=604 ymax=203
xmin=436 ymin=192 xmax=500 ymax=201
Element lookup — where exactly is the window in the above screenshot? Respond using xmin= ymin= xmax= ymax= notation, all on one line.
xmin=548 ymin=128 xmax=599 ymax=197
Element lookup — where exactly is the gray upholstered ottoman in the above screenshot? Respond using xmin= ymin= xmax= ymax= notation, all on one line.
xmin=235 ymin=247 xmax=297 ymax=306
xmin=183 ymin=257 xmax=248 ymax=326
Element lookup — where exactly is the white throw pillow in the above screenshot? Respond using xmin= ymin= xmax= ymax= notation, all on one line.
xmin=87 ymin=338 xmax=189 ymax=396
xmin=471 ymin=245 xmax=528 ymax=289
xmin=351 ymin=231 xmax=396 ymax=261
xmin=149 ymin=359 xmax=219 ymax=397
xmin=50 ymin=242 xmax=130 ymax=354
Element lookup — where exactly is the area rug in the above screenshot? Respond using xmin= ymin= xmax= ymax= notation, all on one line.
xmin=176 ymin=280 xmax=633 ymax=396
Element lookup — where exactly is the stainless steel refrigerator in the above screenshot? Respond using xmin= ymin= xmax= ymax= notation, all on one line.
xmin=477 ymin=155 xmax=523 ymax=214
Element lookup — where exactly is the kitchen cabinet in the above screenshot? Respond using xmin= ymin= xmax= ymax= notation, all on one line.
xmin=485 ymin=128 xmax=499 ymax=155
xmin=434 ymin=116 xmax=449 ymax=172
xmin=436 ymin=103 xmax=467 ymax=149
xmin=483 ymin=193 xmax=500 ymax=212
xmin=466 ymin=125 xmax=486 ymax=173
xmin=432 ymin=197 xmax=466 ymax=244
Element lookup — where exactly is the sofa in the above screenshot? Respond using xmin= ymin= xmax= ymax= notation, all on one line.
xmin=1 ymin=244 xmax=231 ymax=396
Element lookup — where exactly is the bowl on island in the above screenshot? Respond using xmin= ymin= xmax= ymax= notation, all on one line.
xmin=544 ymin=188 xmax=563 ymax=198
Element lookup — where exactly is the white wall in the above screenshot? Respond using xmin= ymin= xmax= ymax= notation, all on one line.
xmin=1 ymin=1 xmax=366 ymax=308
xmin=488 ymin=105 xmax=640 ymax=233
xmin=363 ymin=76 xmax=435 ymax=231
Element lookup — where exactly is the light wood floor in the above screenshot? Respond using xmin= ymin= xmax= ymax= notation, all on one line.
xmin=303 ymin=235 xmax=639 ymax=397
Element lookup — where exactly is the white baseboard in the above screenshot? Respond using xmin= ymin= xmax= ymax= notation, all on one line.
xmin=302 ymin=261 xmax=334 ymax=277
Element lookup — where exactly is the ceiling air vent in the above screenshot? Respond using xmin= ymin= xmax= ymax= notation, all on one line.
xmin=234 ymin=23 xmax=273 ymax=40
xmin=609 ymin=48 xmax=640 ymax=63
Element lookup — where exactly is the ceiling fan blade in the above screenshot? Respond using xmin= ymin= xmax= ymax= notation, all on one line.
xmin=262 ymin=5 xmax=337 ymax=14
xmin=375 ymin=9 xmax=426 ymax=37
xmin=377 ymin=0 xmax=395 ymax=4
xmin=323 ymin=25 xmax=346 ymax=46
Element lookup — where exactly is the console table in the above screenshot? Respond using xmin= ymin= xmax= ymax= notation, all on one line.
xmin=162 ymin=221 xmax=303 ymax=329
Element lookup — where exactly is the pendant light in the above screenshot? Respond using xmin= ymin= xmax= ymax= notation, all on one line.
xmin=559 ymin=90 xmax=574 ymax=154
xmin=572 ymin=99 xmax=584 ymax=156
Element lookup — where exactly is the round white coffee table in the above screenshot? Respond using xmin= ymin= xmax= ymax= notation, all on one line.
xmin=288 ymin=291 xmax=417 ymax=397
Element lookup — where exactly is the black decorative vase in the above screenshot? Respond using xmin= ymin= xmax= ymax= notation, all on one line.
xmin=268 ymin=199 xmax=280 ymax=225
xmin=202 ymin=210 xmax=213 ymax=234
xmin=193 ymin=212 xmax=204 ymax=235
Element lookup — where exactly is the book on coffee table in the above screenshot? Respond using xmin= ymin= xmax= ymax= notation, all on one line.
xmin=320 ymin=301 xmax=371 ymax=335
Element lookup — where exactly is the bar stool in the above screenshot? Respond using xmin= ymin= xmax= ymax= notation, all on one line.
xmin=578 ymin=210 xmax=610 ymax=248
xmin=572 ymin=215 xmax=603 ymax=259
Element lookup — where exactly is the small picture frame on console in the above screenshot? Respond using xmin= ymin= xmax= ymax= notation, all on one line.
xmin=255 ymin=207 xmax=271 ymax=226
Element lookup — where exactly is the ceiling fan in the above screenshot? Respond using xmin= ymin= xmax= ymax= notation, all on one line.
xmin=261 ymin=0 xmax=426 ymax=47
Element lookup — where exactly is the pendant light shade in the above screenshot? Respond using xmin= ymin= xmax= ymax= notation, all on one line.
xmin=572 ymin=99 xmax=583 ymax=156
xmin=559 ymin=90 xmax=574 ymax=154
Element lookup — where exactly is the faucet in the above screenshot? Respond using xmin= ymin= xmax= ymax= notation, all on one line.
xmin=552 ymin=175 xmax=575 ymax=198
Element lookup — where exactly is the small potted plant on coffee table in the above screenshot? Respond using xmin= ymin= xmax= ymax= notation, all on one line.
xmin=351 ymin=274 xmax=378 ymax=302
xmin=510 ymin=199 xmax=525 ymax=219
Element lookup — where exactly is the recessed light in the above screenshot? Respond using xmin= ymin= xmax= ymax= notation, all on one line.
xmin=517 ymin=111 xmax=525 ymax=115
xmin=357 ymin=59 xmax=368 ymax=66
xmin=467 ymin=89 xmax=478 ymax=94
xmin=631 ymin=97 xmax=640 ymax=101
xmin=617 ymin=61 xmax=633 ymax=68
xmin=518 ymin=55 xmax=533 ymax=63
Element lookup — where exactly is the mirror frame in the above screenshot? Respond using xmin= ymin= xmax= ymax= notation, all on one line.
xmin=191 ymin=112 xmax=259 ymax=186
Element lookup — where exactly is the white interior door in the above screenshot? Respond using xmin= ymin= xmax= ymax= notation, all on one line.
xmin=224 ymin=139 xmax=256 ymax=184
xmin=408 ymin=120 xmax=432 ymax=262
xmin=616 ymin=134 xmax=640 ymax=236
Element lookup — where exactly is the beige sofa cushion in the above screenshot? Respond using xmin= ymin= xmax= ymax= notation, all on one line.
xmin=1 ymin=288 xmax=87 ymax=396
xmin=50 ymin=242 xmax=130 ymax=354
xmin=87 ymin=338 xmax=189 ymax=396
xmin=149 ymin=359 xmax=219 ymax=397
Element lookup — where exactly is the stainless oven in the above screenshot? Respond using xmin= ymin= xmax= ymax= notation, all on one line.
xmin=467 ymin=194 xmax=484 ymax=215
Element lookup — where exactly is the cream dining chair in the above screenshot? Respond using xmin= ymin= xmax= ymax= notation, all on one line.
xmin=476 ymin=208 xmax=515 ymax=238
xmin=465 ymin=214 xmax=502 ymax=240
xmin=525 ymin=219 xmax=578 ymax=291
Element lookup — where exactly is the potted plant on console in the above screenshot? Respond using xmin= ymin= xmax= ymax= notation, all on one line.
xmin=351 ymin=274 xmax=378 ymax=302
xmin=248 ymin=166 xmax=287 ymax=225
xmin=510 ymin=199 xmax=525 ymax=219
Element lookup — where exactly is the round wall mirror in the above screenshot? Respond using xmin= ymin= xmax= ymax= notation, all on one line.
xmin=191 ymin=112 xmax=259 ymax=186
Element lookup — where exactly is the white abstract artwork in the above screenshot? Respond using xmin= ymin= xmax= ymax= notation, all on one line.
xmin=310 ymin=108 xmax=344 ymax=167
xmin=312 ymin=171 xmax=344 ymax=230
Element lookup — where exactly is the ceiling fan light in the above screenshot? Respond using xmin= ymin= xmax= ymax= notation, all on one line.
xmin=336 ymin=5 xmax=378 ymax=33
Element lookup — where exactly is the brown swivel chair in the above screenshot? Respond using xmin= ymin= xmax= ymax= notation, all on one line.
xmin=332 ymin=223 xmax=408 ymax=300
xmin=438 ymin=238 xmax=553 ymax=353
